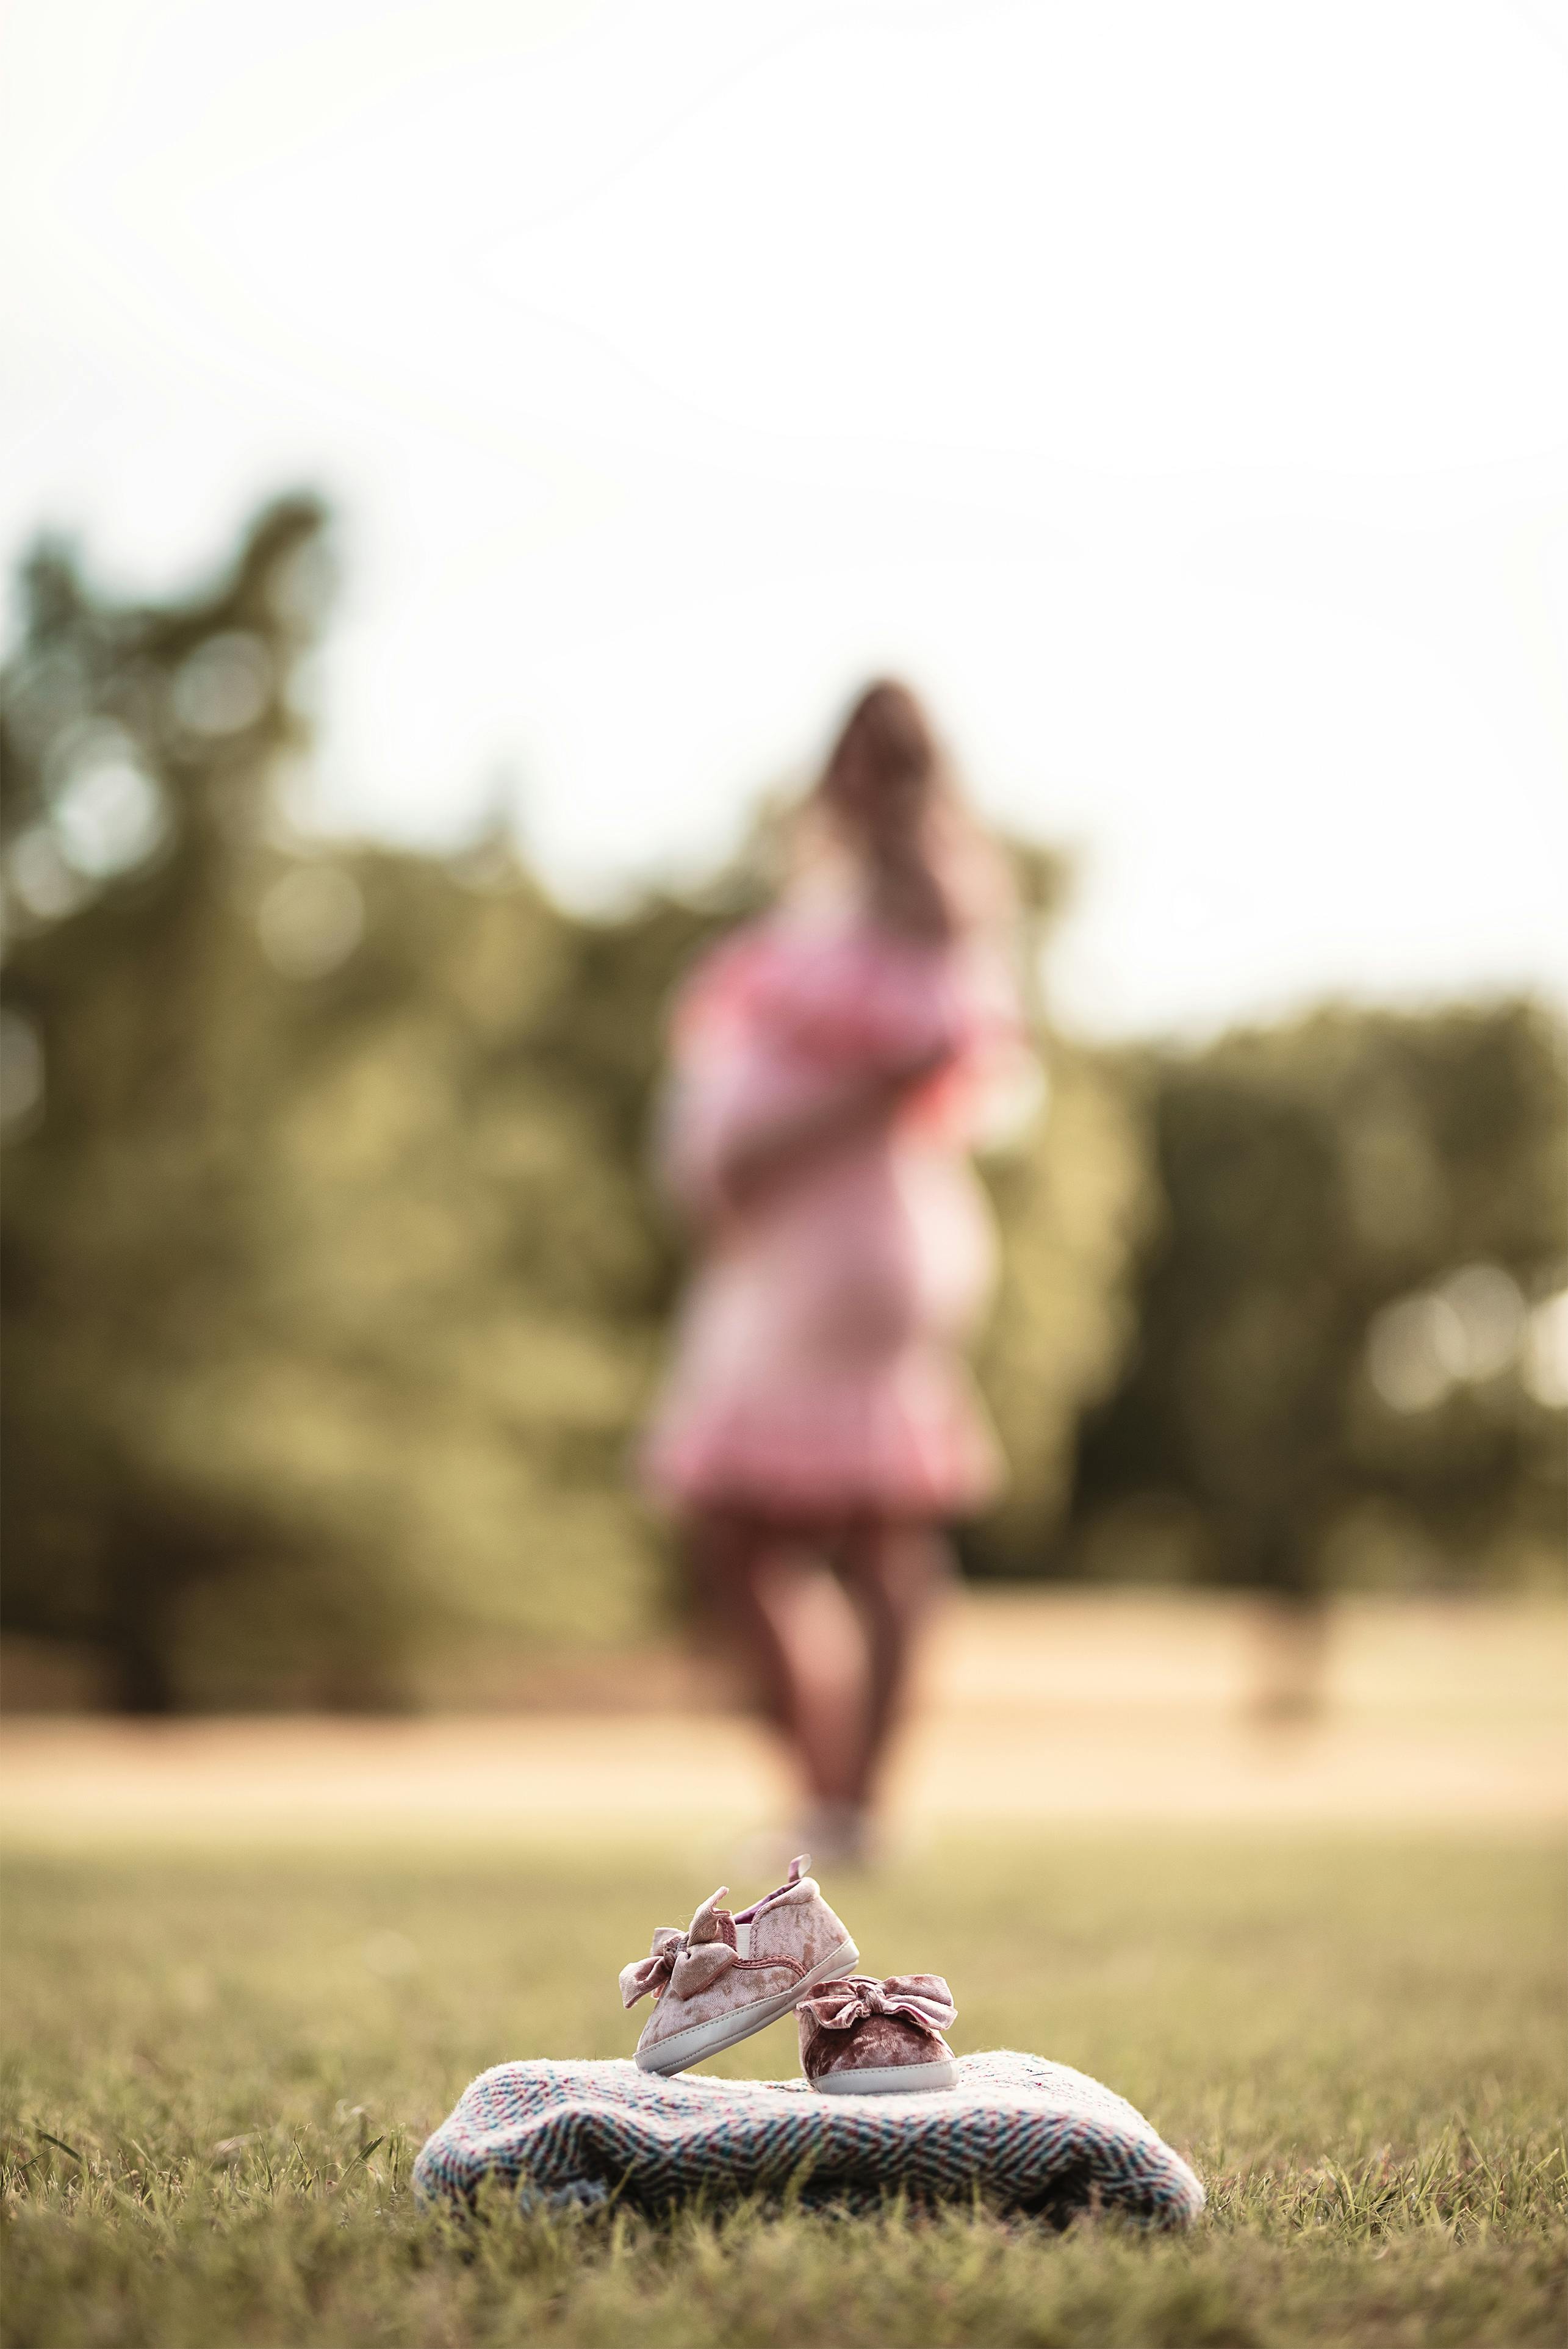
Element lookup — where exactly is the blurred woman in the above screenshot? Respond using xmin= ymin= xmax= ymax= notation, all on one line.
xmin=642 ymin=682 xmax=1029 ymax=1863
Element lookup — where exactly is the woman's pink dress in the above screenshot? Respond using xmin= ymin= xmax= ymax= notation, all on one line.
xmin=641 ymin=903 xmax=1024 ymax=1521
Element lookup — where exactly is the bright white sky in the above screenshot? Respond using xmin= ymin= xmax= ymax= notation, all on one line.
xmin=4 ymin=0 xmax=1567 ymax=1037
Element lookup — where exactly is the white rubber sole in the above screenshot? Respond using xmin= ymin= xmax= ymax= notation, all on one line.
xmin=811 ymin=2058 xmax=960 ymax=2096
xmin=635 ymin=1938 xmax=860 ymax=2076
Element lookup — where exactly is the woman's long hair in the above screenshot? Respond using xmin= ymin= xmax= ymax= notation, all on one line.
xmin=797 ymin=680 xmax=1012 ymax=941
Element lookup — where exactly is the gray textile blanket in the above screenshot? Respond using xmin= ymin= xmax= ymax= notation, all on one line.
xmin=414 ymin=2051 xmax=1205 ymax=2227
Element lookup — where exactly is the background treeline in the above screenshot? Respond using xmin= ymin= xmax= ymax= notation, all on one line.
xmin=2 ymin=501 xmax=1563 ymax=1709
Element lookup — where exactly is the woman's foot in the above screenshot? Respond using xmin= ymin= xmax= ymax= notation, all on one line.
xmin=796 ymin=1798 xmax=877 ymax=1871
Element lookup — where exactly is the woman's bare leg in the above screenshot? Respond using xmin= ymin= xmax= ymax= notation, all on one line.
xmin=836 ymin=1519 xmax=955 ymax=1810
xmin=694 ymin=1510 xmax=871 ymax=1807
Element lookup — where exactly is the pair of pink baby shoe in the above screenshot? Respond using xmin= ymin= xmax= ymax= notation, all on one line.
xmin=619 ymin=1855 xmax=958 ymax=2095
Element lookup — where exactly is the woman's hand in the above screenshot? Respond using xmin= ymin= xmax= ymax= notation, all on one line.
xmin=719 ymin=1040 xmax=955 ymax=1212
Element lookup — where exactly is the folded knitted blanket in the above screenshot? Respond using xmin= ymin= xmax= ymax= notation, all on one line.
xmin=414 ymin=2051 xmax=1204 ymax=2228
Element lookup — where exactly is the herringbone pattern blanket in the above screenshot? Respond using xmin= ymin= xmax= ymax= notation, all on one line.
xmin=414 ymin=2051 xmax=1204 ymax=2226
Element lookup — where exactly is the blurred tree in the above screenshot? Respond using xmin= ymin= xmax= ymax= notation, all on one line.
xmin=1069 ymin=1004 xmax=1568 ymax=1682
xmin=0 ymin=500 xmax=677 ymax=1705
xmin=2 ymin=497 xmax=356 ymax=1707
xmin=966 ymin=1031 xmax=1154 ymax=1574
xmin=0 ymin=498 xmax=1143 ymax=1707
xmin=960 ymin=835 xmax=1156 ymax=1570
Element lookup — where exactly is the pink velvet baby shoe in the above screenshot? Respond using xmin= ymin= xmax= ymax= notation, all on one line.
xmin=620 ymin=1856 xmax=859 ymax=2076
xmin=796 ymin=1973 xmax=959 ymax=2095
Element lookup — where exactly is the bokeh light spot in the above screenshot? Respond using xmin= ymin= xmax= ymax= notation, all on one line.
xmin=1523 ymin=1291 xmax=1568 ymax=1411
xmin=173 ymin=633 xmax=272 ymax=737
xmin=9 ymin=825 xmax=91 ymax=919
xmin=50 ymin=735 xmax=168 ymax=879
xmin=1435 ymin=1264 xmax=1526 ymax=1383
xmin=1365 ymin=1293 xmax=1467 ymax=1413
xmin=1366 ymin=1263 xmax=1531 ymax=1412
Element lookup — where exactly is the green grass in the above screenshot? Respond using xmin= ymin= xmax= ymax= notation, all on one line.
xmin=2 ymin=1830 xmax=1564 ymax=2346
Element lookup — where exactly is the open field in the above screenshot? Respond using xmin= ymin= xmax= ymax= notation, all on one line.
xmin=4 ymin=1592 xmax=1565 ymax=1846
xmin=3 ymin=1594 xmax=1565 ymax=2345
xmin=3 ymin=1829 xmax=1565 ymax=2347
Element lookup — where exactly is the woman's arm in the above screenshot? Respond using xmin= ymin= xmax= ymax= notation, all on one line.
xmin=716 ymin=1037 xmax=955 ymax=1210
xmin=657 ymin=1035 xmax=956 ymax=1225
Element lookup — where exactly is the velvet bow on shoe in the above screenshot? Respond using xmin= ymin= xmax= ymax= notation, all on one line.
xmin=797 ymin=1973 xmax=957 ymax=2037
xmin=619 ymin=1890 xmax=738 ymax=2009
xmin=797 ymin=1972 xmax=960 ymax=2095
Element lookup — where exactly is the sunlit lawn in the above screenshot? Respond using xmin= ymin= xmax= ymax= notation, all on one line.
xmin=2 ymin=1829 xmax=1564 ymax=2347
